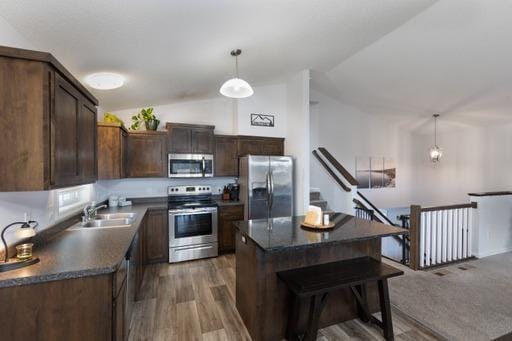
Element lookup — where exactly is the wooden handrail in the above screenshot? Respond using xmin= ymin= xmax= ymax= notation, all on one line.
xmin=318 ymin=148 xmax=359 ymax=186
xmin=421 ymin=202 xmax=477 ymax=212
xmin=356 ymin=191 xmax=395 ymax=226
xmin=312 ymin=150 xmax=351 ymax=192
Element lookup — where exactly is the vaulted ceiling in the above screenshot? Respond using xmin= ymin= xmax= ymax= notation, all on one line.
xmin=312 ymin=0 xmax=512 ymax=129
xmin=0 ymin=0 xmax=436 ymax=110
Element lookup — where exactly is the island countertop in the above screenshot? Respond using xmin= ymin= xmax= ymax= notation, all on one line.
xmin=234 ymin=213 xmax=407 ymax=252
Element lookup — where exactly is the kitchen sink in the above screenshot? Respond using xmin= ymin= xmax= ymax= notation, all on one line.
xmin=95 ymin=212 xmax=137 ymax=220
xmin=71 ymin=218 xmax=135 ymax=230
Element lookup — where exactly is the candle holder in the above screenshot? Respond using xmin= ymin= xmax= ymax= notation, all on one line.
xmin=0 ymin=221 xmax=40 ymax=273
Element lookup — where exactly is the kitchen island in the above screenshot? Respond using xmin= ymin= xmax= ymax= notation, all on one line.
xmin=234 ymin=213 xmax=407 ymax=341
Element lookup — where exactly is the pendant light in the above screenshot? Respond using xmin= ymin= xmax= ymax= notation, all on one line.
xmin=429 ymin=114 xmax=443 ymax=162
xmin=220 ymin=49 xmax=254 ymax=98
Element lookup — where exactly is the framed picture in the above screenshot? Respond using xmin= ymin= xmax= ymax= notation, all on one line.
xmin=251 ymin=113 xmax=275 ymax=127
xmin=356 ymin=157 xmax=396 ymax=189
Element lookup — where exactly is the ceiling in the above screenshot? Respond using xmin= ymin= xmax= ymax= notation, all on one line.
xmin=0 ymin=0 xmax=436 ymax=110
xmin=312 ymin=0 xmax=512 ymax=129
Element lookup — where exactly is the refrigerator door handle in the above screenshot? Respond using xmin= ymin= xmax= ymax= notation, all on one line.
xmin=268 ymin=171 xmax=274 ymax=210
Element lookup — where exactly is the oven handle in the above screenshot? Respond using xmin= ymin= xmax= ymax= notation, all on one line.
xmin=169 ymin=208 xmax=218 ymax=215
xmin=202 ymin=157 xmax=206 ymax=177
xmin=173 ymin=244 xmax=215 ymax=252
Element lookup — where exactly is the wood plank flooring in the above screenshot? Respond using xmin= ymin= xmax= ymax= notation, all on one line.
xmin=129 ymin=254 xmax=441 ymax=341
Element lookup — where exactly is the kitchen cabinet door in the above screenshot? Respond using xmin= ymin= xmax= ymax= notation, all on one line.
xmin=167 ymin=126 xmax=192 ymax=153
xmin=113 ymin=276 xmax=127 ymax=341
xmin=97 ymin=123 xmax=127 ymax=179
xmin=126 ymin=131 xmax=167 ymax=177
xmin=192 ymin=128 xmax=214 ymax=154
xmin=218 ymin=205 xmax=244 ymax=253
xmin=52 ymin=73 xmax=82 ymax=187
xmin=215 ymin=135 xmax=239 ymax=177
xmin=144 ymin=209 xmax=169 ymax=264
xmin=79 ymin=98 xmax=97 ymax=183
xmin=237 ymin=136 xmax=285 ymax=157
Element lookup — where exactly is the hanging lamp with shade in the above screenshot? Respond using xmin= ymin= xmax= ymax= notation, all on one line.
xmin=220 ymin=49 xmax=254 ymax=98
xmin=429 ymin=114 xmax=443 ymax=162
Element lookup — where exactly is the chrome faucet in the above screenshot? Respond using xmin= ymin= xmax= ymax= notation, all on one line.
xmin=82 ymin=202 xmax=107 ymax=223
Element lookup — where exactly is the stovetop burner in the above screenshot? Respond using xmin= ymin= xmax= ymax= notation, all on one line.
xmin=167 ymin=185 xmax=217 ymax=210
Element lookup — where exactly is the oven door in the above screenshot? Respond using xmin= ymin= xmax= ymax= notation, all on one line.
xmin=168 ymin=154 xmax=214 ymax=178
xmin=169 ymin=207 xmax=218 ymax=247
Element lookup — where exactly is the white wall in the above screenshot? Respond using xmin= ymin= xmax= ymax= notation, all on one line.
xmin=471 ymin=194 xmax=512 ymax=258
xmin=285 ymin=70 xmax=310 ymax=215
xmin=309 ymin=88 xmax=413 ymax=211
xmin=0 ymin=15 xmax=36 ymax=50
xmin=236 ymin=83 xmax=287 ymax=137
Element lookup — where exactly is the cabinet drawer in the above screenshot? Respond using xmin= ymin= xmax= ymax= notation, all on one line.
xmin=219 ymin=205 xmax=244 ymax=218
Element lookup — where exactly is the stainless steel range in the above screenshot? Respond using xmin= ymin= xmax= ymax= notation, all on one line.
xmin=168 ymin=185 xmax=218 ymax=263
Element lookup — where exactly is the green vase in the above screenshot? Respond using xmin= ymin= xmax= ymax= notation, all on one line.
xmin=145 ymin=119 xmax=160 ymax=131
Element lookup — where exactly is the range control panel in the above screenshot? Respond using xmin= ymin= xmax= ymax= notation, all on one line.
xmin=168 ymin=185 xmax=212 ymax=196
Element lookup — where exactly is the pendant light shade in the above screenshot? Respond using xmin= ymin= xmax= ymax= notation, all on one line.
xmin=220 ymin=49 xmax=254 ymax=98
xmin=429 ymin=114 xmax=443 ymax=163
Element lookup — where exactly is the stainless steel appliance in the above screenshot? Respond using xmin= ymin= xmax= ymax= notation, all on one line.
xmin=168 ymin=185 xmax=218 ymax=263
xmin=239 ymin=155 xmax=293 ymax=220
xmin=168 ymin=153 xmax=214 ymax=178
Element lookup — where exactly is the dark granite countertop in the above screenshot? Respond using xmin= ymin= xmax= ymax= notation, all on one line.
xmin=234 ymin=213 xmax=407 ymax=252
xmin=0 ymin=202 xmax=167 ymax=288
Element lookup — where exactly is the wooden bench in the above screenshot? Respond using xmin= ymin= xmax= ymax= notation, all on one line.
xmin=277 ymin=257 xmax=404 ymax=341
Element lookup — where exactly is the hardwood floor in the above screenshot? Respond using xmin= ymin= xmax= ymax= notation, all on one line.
xmin=129 ymin=254 xmax=441 ymax=341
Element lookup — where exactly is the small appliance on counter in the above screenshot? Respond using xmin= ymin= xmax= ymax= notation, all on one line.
xmin=168 ymin=185 xmax=218 ymax=263
xmin=227 ymin=183 xmax=240 ymax=201
xmin=109 ymin=195 xmax=132 ymax=207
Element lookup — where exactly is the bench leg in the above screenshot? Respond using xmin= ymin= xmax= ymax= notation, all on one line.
xmin=286 ymin=294 xmax=302 ymax=341
xmin=378 ymin=279 xmax=394 ymax=341
xmin=303 ymin=293 xmax=328 ymax=341
xmin=351 ymin=284 xmax=371 ymax=323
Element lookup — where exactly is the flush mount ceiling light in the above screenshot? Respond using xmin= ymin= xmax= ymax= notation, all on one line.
xmin=85 ymin=72 xmax=125 ymax=90
xmin=429 ymin=114 xmax=443 ymax=163
xmin=220 ymin=49 xmax=254 ymax=99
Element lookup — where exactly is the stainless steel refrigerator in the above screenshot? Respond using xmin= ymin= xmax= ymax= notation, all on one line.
xmin=239 ymin=155 xmax=294 ymax=220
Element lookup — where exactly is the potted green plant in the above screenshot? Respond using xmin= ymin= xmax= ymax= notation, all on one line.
xmin=130 ymin=107 xmax=160 ymax=131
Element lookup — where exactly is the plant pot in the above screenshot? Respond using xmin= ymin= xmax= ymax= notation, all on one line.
xmin=145 ymin=119 xmax=160 ymax=131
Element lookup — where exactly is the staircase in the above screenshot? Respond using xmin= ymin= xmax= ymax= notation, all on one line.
xmin=309 ymin=188 xmax=334 ymax=215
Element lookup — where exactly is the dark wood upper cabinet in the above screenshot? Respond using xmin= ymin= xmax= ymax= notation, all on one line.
xmin=97 ymin=123 xmax=127 ymax=180
xmin=143 ymin=208 xmax=169 ymax=264
xmin=126 ymin=131 xmax=167 ymax=178
xmin=0 ymin=46 xmax=98 ymax=191
xmin=215 ymin=135 xmax=239 ymax=177
xmin=166 ymin=122 xmax=214 ymax=154
xmin=237 ymin=136 xmax=285 ymax=157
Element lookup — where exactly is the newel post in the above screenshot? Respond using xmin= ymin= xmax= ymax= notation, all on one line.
xmin=409 ymin=205 xmax=422 ymax=270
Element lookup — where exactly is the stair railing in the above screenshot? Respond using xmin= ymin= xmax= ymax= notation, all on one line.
xmin=409 ymin=202 xmax=477 ymax=270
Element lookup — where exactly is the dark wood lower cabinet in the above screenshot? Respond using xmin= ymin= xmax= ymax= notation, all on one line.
xmin=0 ymin=275 xmax=113 ymax=340
xmin=144 ymin=208 xmax=169 ymax=264
xmin=0 ymin=207 xmax=170 ymax=341
xmin=113 ymin=276 xmax=127 ymax=341
xmin=218 ymin=205 xmax=244 ymax=253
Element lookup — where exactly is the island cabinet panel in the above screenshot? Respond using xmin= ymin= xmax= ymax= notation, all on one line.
xmin=235 ymin=232 xmax=381 ymax=341
xmin=237 ymin=136 xmax=285 ymax=157
xmin=113 ymin=274 xmax=127 ymax=341
xmin=166 ymin=122 xmax=215 ymax=154
xmin=97 ymin=123 xmax=127 ymax=179
xmin=0 ymin=46 xmax=98 ymax=191
xmin=218 ymin=204 xmax=244 ymax=253
xmin=126 ymin=131 xmax=167 ymax=177
xmin=143 ymin=208 xmax=169 ymax=264
xmin=214 ymin=135 xmax=239 ymax=176
xmin=0 ymin=274 xmax=113 ymax=340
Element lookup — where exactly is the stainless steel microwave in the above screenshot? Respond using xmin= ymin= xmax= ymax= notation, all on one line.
xmin=168 ymin=154 xmax=214 ymax=178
